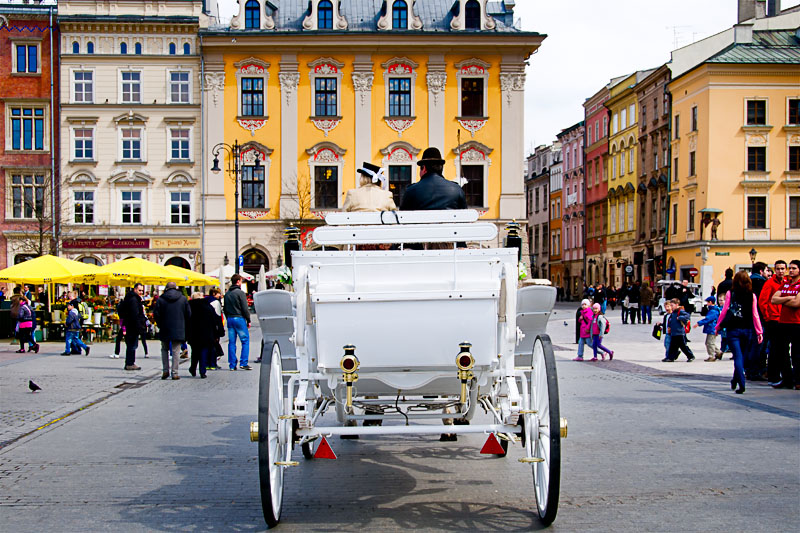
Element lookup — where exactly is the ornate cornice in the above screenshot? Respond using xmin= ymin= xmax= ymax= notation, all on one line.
xmin=202 ymin=71 xmax=225 ymax=107
xmin=278 ymin=71 xmax=300 ymax=106
xmin=426 ymin=71 xmax=446 ymax=105
xmin=499 ymin=72 xmax=525 ymax=105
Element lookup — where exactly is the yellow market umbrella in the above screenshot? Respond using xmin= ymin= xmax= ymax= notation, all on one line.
xmin=96 ymin=257 xmax=187 ymax=286
xmin=0 ymin=254 xmax=102 ymax=284
xmin=165 ymin=265 xmax=219 ymax=287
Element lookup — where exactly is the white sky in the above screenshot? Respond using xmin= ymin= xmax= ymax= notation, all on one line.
xmin=215 ymin=0 xmax=800 ymax=155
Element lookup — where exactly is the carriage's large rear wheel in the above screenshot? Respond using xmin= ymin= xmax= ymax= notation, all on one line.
xmin=529 ymin=334 xmax=561 ymax=526
xmin=258 ymin=341 xmax=288 ymax=528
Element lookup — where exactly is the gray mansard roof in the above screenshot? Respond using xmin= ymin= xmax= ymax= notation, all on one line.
xmin=210 ymin=0 xmax=525 ymax=33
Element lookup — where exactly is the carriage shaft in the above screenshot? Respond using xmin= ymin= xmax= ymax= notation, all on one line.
xmin=297 ymin=423 xmax=518 ymax=437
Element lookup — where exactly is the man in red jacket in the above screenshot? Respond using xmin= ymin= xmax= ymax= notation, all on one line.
xmin=770 ymin=259 xmax=800 ymax=389
xmin=759 ymin=260 xmax=786 ymax=386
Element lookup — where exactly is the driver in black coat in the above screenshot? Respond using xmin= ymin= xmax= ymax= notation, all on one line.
xmin=399 ymin=147 xmax=467 ymax=211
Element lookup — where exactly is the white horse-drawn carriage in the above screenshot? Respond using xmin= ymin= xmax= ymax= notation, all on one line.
xmin=250 ymin=210 xmax=564 ymax=528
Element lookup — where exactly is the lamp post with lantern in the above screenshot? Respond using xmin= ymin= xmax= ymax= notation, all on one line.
xmin=210 ymin=139 xmax=260 ymax=275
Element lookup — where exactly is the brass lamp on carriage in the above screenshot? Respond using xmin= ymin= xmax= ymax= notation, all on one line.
xmin=455 ymin=342 xmax=475 ymax=404
xmin=504 ymin=220 xmax=523 ymax=261
xmin=340 ymin=345 xmax=360 ymax=410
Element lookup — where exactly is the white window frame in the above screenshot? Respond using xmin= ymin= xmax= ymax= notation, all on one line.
xmin=455 ymin=59 xmax=490 ymax=119
xmin=10 ymin=40 xmax=41 ymax=74
xmin=621 ymin=108 xmax=627 ymax=130
xmin=308 ymin=58 xmax=343 ymax=118
xmin=744 ymin=97 xmax=769 ymax=126
xmin=73 ymin=189 xmax=95 ymax=225
xmin=788 ymin=97 xmax=800 ymax=126
xmin=629 ymin=103 xmax=636 ymax=125
xmin=70 ymin=126 xmax=95 ymax=161
xmin=745 ymin=194 xmax=768 ymax=230
xmin=166 ymin=69 xmax=193 ymax=104
xmin=307 ymin=144 xmax=345 ymax=209
xmin=166 ymin=126 xmax=192 ymax=162
xmin=120 ymin=189 xmax=144 ymax=225
xmin=119 ymin=69 xmax=143 ymax=104
xmin=687 ymin=198 xmax=696 ymax=232
xmin=118 ymin=126 xmax=145 ymax=162
xmin=610 ymin=200 xmax=617 ymax=233
xmin=629 ymin=146 xmax=634 ymax=174
xmin=70 ymin=68 xmax=95 ymax=104
xmin=382 ymin=58 xmax=418 ymax=118
xmin=168 ymin=190 xmax=192 ymax=225
xmin=787 ymin=195 xmax=800 ymax=230
xmin=612 ymin=113 xmax=618 ymax=134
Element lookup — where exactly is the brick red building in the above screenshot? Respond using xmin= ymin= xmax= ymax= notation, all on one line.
xmin=0 ymin=2 xmax=59 ymax=269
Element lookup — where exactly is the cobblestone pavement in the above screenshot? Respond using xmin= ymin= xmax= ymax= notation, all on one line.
xmin=0 ymin=306 xmax=798 ymax=532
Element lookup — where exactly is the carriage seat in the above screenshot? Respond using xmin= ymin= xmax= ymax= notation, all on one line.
xmin=253 ymin=289 xmax=296 ymax=368
xmin=515 ymin=284 xmax=557 ymax=365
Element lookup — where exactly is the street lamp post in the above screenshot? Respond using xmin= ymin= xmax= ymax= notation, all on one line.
xmin=749 ymin=247 xmax=758 ymax=269
xmin=211 ymin=139 xmax=260 ymax=275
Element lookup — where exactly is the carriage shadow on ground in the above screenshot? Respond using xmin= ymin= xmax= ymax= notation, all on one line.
xmin=115 ymin=414 xmax=543 ymax=532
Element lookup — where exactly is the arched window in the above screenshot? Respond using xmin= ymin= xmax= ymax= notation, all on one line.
xmin=87 ymin=42 xmax=94 ymax=54
xmin=134 ymin=42 xmax=142 ymax=55
xmin=165 ymin=256 xmax=190 ymax=269
xmin=79 ymin=256 xmax=102 ymax=266
xmin=244 ymin=0 xmax=260 ymax=29
xmin=168 ymin=42 xmax=176 ymax=55
xmin=183 ymin=42 xmax=191 ymax=55
xmin=120 ymin=42 xmax=127 ymax=54
xmin=392 ymin=0 xmax=408 ymax=29
xmin=318 ymin=0 xmax=333 ymax=29
xmin=72 ymin=41 xmax=80 ymax=54
xmin=465 ymin=0 xmax=481 ymax=30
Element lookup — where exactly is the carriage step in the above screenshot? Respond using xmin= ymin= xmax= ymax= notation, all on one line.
xmin=279 ymin=414 xmax=299 ymax=419
xmin=282 ymin=370 xmax=300 ymax=374
xmin=274 ymin=461 xmax=300 ymax=467
xmin=519 ymin=457 xmax=545 ymax=463
xmin=313 ymin=436 xmax=337 ymax=460
xmin=519 ymin=410 xmax=538 ymax=415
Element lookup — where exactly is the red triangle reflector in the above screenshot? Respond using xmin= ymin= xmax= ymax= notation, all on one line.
xmin=314 ymin=436 xmax=337 ymax=459
xmin=480 ymin=433 xmax=506 ymax=455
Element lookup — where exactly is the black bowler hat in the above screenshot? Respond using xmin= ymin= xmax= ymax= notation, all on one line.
xmin=357 ymin=162 xmax=381 ymax=177
xmin=416 ymin=147 xmax=445 ymax=166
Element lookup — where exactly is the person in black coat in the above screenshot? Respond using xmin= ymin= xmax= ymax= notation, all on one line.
xmin=118 ymin=283 xmax=147 ymax=370
xmin=187 ymin=293 xmax=223 ymax=378
xmin=399 ymin=147 xmax=467 ymax=211
xmin=152 ymin=282 xmax=191 ymax=380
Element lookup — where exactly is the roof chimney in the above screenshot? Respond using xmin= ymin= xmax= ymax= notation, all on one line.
xmin=738 ymin=0 xmax=767 ymax=23
xmin=734 ymin=23 xmax=754 ymax=43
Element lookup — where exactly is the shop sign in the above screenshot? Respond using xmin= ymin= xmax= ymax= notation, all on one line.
xmin=63 ymin=238 xmax=149 ymax=249
xmin=150 ymin=238 xmax=201 ymax=250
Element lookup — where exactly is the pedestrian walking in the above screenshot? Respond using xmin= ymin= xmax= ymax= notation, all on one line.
xmin=664 ymin=298 xmax=695 ymax=362
xmin=661 ymin=300 xmax=673 ymax=358
xmin=769 ymin=259 xmax=800 ymax=389
xmin=716 ymin=271 xmax=763 ymax=394
xmin=759 ymin=260 xmax=787 ymax=386
xmin=640 ymin=282 xmax=654 ymax=324
xmin=187 ymin=292 xmax=223 ymax=379
xmin=628 ymin=281 xmax=641 ymax=324
xmin=206 ymin=288 xmax=224 ymax=369
xmin=15 ymin=296 xmax=39 ymax=354
xmin=620 ymin=283 xmax=630 ymax=324
xmin=590 ymin=303 xmax=613 ymax=361
xmin=62 ymin=301 xmax=90 ymax=356
xmin=749 ymin=262 xmax=770 ymax=380
xmin=118 ymin=283 xmax=146 ymax=371
xmin=694 ymin=296 xmax=722 ymax=362
xmin=573 ymin=299 xmax=594 ymax=361
xmin=153 ymin=282 xmax=191 ymax=380
xmin=595 ymin=284 xmax=607 ymax=313
xmin=224 ymin=274 xmax=251 ymax=370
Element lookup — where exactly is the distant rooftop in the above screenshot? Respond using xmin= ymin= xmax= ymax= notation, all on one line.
xmin=706 ymin=29 xmax=800 ymax=64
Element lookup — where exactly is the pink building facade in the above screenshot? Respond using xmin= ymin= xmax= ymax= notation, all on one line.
xmin=557 ymin=121 xmax=585 ymax=300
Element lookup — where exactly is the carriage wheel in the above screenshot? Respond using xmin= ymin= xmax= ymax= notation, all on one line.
xmin=529 ymin=334 xmax=561 ymax=526
xmin=301 ymin=439 xmax=315 ymax=459
xmin=258 ymin=341 xmax=288 ymax=528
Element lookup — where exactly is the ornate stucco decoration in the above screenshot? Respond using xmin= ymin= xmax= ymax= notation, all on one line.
xmin=278 ymin=71 xmax=300 ymax=106
xmin=453 ymin=140 xmax=494 ymax=164
xmin=239 ymin=141 xmax=274 ymax=166
xmin=306 ymin=141 xmax=346 ymax=161
xmin=202 ymin=71 xmax=225 ymax=107
xmin=377 ymin=0 xmax=423 ymax=30
xmin=234 ymin=58 xmax=270 ymax=135
xmin=309 ymin=58 xmax=345 ymax=135
xmin=311 ymin=118 xmax=339 ymax=137
xmin=239 ymin=119 xmax=267 ymax=136
xmin=351 ymin=71 xmax=374 ymax=106
xmin=239 ymin=210 xmax=270 ymax=220
xmin=426 ymin=71 xmax=447 ymax=105
xmin=458 ymin=119 xmax=486 ymax=138
xmin=381 ymin=141 xmax=421 ymax=163
xmin=745 ymin=132 xmax=768 ymax=146
xmin=499 ymin=72 xmax=525 ymax=105
xmin=381 ymin=58 xmax=419 ymax=137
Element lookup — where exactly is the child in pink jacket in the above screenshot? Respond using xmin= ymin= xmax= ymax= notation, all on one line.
xmin=574 ymin=299 xmax=594 ymax=361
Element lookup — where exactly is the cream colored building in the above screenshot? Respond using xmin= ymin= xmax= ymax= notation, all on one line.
xmin=58 ymin=0 xmax=211 ymax=269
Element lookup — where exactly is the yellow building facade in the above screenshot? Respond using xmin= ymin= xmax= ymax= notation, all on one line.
xmin=604 ymin=72 xmax=647 ymax=286
xmin=199 ymin=0 xmax=543 ymax=275
xmin=666 ymin=28 xmax=800 ymax=295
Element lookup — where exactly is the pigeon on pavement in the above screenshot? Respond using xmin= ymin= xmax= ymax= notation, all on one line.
xmin=564 ymin=321 xmax=568 ymax=326
xmin=29 ymin=380 xmax=41 ymax=393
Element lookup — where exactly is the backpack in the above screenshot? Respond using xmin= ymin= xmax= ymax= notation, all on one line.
xmin=10 ymin=298 xmax=20 ymax=320
xmin=603 ymin=317 xmax=611 ymax=335
xmin=78 ymin=301 xmax=90 ymax=321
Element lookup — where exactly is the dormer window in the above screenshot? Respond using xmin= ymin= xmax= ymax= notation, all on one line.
xmin=245 ymin=0 xmax=260 ymax=29
xmin=465 ymin=0 xmax=480 ymax=29
xmin=318 ymin=1 xmax=333 ymax=29
xmin=392 ymin=0 xmax=408 ymax=29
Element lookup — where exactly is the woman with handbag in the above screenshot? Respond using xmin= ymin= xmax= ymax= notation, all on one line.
xmin=15 ymin=296 xmax=39 ymax=354
xmin=715 ymin=271 xmax=763 ymax=394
